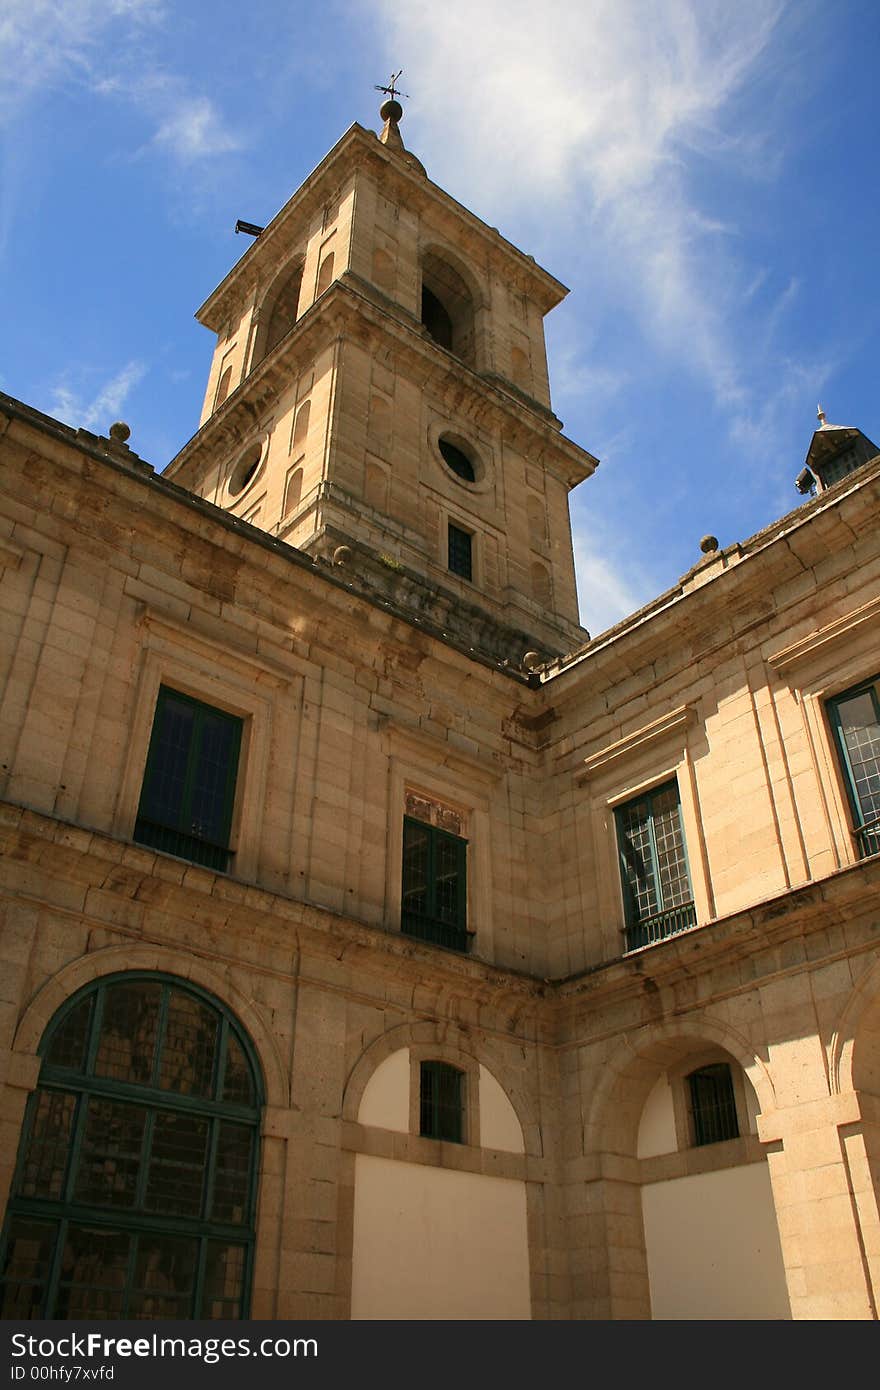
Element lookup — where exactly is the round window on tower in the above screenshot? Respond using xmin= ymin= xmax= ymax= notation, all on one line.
xmin=227 ymin=442 xmax=264 ymax=499
xmin=438 ymin=435 xmax=477 ymax=484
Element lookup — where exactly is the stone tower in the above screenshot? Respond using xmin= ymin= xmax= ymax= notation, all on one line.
xmin=164 ymin=99 xmax=597 ymax=665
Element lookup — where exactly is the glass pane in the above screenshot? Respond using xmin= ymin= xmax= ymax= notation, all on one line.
xmin=144 ymin=1112 xmax=209 ymax=1217
xmin=55 ymin=1225 xmax=130 ymax=1319
xmin=188 ymin=709 xmax=239 ymax=845
xmin=19 ymin=1091 xmax=76 ymax=1199
xmin=402 ymin=821 xmax=429 ymax=915
xmin=44 ymin=997 xmax=93 ymax=1071
xmin=689 ymin=1064 xmax=739 ymax=1146
xmin=0 ymin=1218 xmax=57 ymax=1319
xmin=158 ymin=991 xmax=219 ymax=1098
xmin=434 ymin=835 xmax=462 ymax=925
xmin=94 ymin=981 xmax=161 ymax=1086
xmin=128 ymin=1233 xmax=197 ymax=1319
xmin=200 ymin=1242 xmax=245 ymax=1320
xmin=221 ymin=1034 xmax=254 ymax=1107
xmin=651 ymin=786 xmax=691 ymax=909
xmin=618 ymin=796 xmax=659 ymax=921
xmin=140 ymin=693 xmax=196 ymax=831
xmin=74 ymin=1098 xmax=146 ymax=1209
xmin=210 ymin=1123 xmax=253 ymax=1224
xmin=839 ymin=690 xmax=880 ymax=826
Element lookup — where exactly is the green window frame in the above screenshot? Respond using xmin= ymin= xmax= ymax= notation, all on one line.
xmin=134 ymin=686 xmax=243 ymax=872
xmin=447 ymin=521 xmax=473 ymax=581
xmin=401 ymin=816 xmax=470 ymax=953
xmin=419 ymin=1062 xmax=464 ymax=1143
xmin=828 ymin=674 xmax=880 ymax=860
xmin=687 ymin=1063 xmax=740 ymax=1147
xmin=615 ymin=779 xmax=696 ymax=951
xmin=0 ymin=974 xmax=262 ymax=1321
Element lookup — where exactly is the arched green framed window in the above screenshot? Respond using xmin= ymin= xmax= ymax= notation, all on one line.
xmin=0 ymin=974 xmax=262 ymax=1320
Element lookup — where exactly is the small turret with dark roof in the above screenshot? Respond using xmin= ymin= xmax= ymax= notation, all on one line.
xmin=795 ymin=405 xmax=880 ymax=495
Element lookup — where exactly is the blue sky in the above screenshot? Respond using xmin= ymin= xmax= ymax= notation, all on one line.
xmin=2 ymin=0 xmax=878 ymax=636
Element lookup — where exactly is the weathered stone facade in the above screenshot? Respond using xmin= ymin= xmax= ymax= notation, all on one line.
xmin=1 ymin=107 xmax=879 ymax=1320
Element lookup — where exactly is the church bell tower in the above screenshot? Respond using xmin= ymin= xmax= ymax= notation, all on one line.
xmin=164 ymin=96 xmax=598 ymax=665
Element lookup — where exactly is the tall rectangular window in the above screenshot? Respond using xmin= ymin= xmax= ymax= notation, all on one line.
xmin=447 ymin=522 xmax=473 ymax=581
xmin=419 ymin=1062 xmax=464 ymax=1143
xmin=828 ymin=675 xmax=880 ymax=860
xmin=134 ymin=687 xmax=242 ymax=873
xmin=688 ymin=1064 xmax=740 ymax=1146
xmin=616 ymin=779 xmax=695 ymax=951
xmin=401 ymin=817 xmax=469 ymax=952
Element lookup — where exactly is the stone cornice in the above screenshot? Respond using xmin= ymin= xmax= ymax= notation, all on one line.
xmin=767 ymin=593 xmax=880 ymax=674
xmin=576 ymin=704 xmax=693 ymax=781
xmin=169 ymin=278 xmax=597 ymax=491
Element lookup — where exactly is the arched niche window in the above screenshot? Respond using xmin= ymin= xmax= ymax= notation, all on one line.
xmin=527 ymin=494 xmax=546 ymax=546
xmin=531 ymin=561 xmax=551 ymax=608
xmin=291 ymin=399 xmax=310 ymax=455
xmin=283 ymin=466 xmax=303 ymax=517
xmin=510 ymin=345 xmax=531 ymax=391
xmin=420 ymin=251 xmax=476 ymax=367
xmin=419 ymin=1061 xmax=465 ymax=1143
xmin=367 ymin=395 xmax=392 ymax=457
xmin=371 ymin=248 xmax=395 ymax=296
xmin=214 ymin=365 xmax=233 ymax=410
xmin=254 ymin=259 xmax=304 ymax=367
xmin=316 ymin=251 xmax=335 ymax=298
xmin=0 ymin=975 xmax=262 ymax=1320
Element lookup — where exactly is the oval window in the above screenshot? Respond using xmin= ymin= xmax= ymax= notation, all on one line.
xmin=228 ymin=443 xmax=263 ymax=498
xmin=439 ymin=437 xmax=476 ymax=483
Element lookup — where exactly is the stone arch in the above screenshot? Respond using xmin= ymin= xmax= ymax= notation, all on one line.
xmin=585 ymin=1014 xmax=775 ymax=1157
xmin=420 ymin=244 xmax=484 ymax=369
xmin=12 ymin=944 xmax=289 ymax=1109
xmin=341 ymin=1020 xmax=540 ymax=1156
xmin=829 ymin=953 xmax=880 ymax=1098
xmin=252 ymin=257 xmax=304 ymax=367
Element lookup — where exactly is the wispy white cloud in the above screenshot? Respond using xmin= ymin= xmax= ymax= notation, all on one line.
xmin=572 ymin=529 xmax=657 ymax=638
xmin=0 ymin=0 xmax=162 ymax=121
xmin=372 ymin=0 xmax=805 ymax=417
xmin=49 ymin=359 xmax=147 ymax=433
xmin=0 ymin=0 xmax=238 ymax=163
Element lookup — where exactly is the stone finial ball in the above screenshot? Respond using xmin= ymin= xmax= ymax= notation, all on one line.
xmin=699 ymin=534 xmax=719 ymax=554
xmin=380 ymin=98 xmax=403 ymax=123
xmin=109 ymin=421 xmax=131 ymax=443
xmin=522 ymin=650 xmax=543 ymax=671
xmin=333 ymin=545 xmax=353 ymax=566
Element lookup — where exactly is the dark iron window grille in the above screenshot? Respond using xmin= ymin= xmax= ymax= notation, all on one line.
xmin=447 ymin=522 xmax=473 ymax=581
xmin=401 ymin=816 xmax=470 ymax=953
xmin=134 ymin=687 xmax=242 ymax=873
xmin=616 ymin=780 xmax=696 ymax=951
xmin=828 ymin=676 xmax=880 ymax=861
xmin=419 ymin=1061 xmax=464 ymax=1143
xmin=0 ymin=975 xmax=262 ymax=1320
xmin=687 ymin=1063 xmax=740 ymax=1147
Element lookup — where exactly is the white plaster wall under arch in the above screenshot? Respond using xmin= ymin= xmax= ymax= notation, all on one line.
xmin=350 ymin=1040 xmax=530 ymax=1318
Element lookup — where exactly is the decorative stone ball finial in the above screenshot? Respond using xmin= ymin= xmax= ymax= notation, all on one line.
xmin=379 ymin=98 xmax=403 ymax=125
xmin=522 ymin=650 xmax=543 ymax=672
xmin=699 ymin=534 xmax=719 ymax=555
xmin=109 ymin=421 xmax=131 ymax=443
